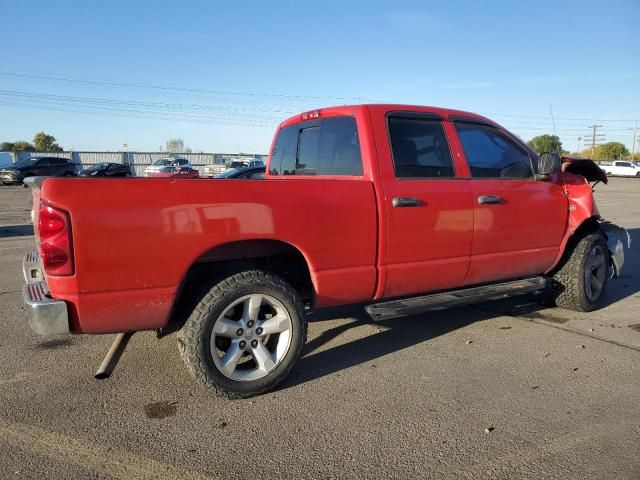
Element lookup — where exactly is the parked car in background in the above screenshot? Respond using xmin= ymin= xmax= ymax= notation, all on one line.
xmin=601 ymin=161 xmax=640 ymax=177
xmin=214 ymin=165 xmax=265 ymax=179
xmin=204 ymin=159 xmax=265 ymax=178
xmin=146 ymin=166 xmax=199 ymax=178
xmin=78 ymin=163 xmax=132 ymax=178
xmin=230 ymin=158 xmax=265 ymax=169
xmin=144 ymin=157 xmax=192 ymax=177
xmin=203 ymin=163 xmax=229 ymax=178
xmin=0 ymin=152 xmax=13 ymax=169
xmin=0 ymin=156 xmax=77 ymax=185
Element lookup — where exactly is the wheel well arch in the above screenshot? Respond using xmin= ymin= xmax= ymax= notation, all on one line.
xmin=163 ymin=239 xmax=315 ymax=335
xmin=547 ymin=215 xmax=601 ymax=275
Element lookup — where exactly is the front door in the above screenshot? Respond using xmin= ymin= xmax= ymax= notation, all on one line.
xmin=380 ymin=114 xmax=474 ymax=298
xmin=452 ymin=121 xmax=568 ymax=285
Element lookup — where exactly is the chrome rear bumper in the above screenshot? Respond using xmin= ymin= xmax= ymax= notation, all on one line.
xmin=22 ymin=252 xmax=70 ymax=335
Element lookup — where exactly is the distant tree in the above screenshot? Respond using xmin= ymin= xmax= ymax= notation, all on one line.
xmin=33 ymin=132 xmax=63 ymax=152
xmin=1 ymin=140 xmax=35 ymax=152
xmin=163 ymin=138 xmax=191 ymax=153
xmin=594 ymin=142 xmax=629 ymax=160
xmin=527 ymin=134 xmax=563 ymax=154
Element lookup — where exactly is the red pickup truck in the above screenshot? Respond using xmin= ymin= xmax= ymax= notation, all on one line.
xmin=22 ymin=104 xmax=630 ymax=398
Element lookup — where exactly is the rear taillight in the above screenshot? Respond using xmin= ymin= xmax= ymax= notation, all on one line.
xmin=38 ymin=203 xmax=74 ymax=276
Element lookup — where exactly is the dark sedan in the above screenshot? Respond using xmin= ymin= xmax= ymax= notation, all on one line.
xmin=0 ymin=156 xmax=78 ymax=184
xmin=214 ymin=166 xmax=265 ymax=179
xmin=78 ymin=163 xmax=133 ymax=177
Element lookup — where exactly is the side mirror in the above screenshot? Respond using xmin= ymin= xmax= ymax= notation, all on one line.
xmin=537 ymin=152 xmax=561 ymax=178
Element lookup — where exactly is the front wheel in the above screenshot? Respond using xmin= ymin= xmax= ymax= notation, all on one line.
xmin=547 ymin=233 xmax=609 ymax=312
xmin=177 ymin=270 xmax=307 ymax=398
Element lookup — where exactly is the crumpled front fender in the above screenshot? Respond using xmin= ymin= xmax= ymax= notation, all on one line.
xmin=599 ymin=221 xmax=632 ymax=278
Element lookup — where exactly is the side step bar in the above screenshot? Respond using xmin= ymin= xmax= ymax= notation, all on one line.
xmin=365 ymin=277 xmax=548 ymax=322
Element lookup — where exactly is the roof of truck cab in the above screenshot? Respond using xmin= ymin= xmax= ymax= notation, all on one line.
xmin=277 ymin=104 xmax=499 ymax=129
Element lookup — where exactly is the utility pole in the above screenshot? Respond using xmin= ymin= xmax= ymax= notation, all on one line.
xmin=632 ymin=120 xmax=638 ymax=160
xmin=576 ymin=136 xmax=582 ymax=153
xmin=588 ymin=124 xmax=603 ymax=159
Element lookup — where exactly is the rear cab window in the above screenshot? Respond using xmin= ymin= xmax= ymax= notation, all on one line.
xmin=387 ymin=115 xmax=455 ymax=178
xmin=269 ymin=116 xmax=363 ymax=176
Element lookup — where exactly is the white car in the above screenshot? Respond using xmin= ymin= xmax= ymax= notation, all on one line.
xmin=144 ymin=157 xmax=192 ymax=177
xmin=601 ymin=160 xmax=640 ymax=178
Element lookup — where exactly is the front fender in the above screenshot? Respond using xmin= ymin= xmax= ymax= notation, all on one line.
xmin=599 ymin=221 xmax=632 ymax=278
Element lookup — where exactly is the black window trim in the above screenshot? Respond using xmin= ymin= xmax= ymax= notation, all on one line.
xmin=386 ymin=111 xmax=457 ymax=180
xmin=452 ymin=119 xmax=538 ymax=181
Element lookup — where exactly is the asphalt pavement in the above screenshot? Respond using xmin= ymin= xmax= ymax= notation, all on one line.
xmin=0 ymin=179 xmax=638 ymax=479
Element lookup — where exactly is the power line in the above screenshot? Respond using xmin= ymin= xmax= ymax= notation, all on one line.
xmin=0 ymin=71 xmax=376 ymax=103
xmin=0 ymin=71 xmax=638 ymax=123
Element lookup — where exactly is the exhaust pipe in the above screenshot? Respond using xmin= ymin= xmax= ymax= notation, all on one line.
xmin=95 ymin=332 xmax=134 ymax=380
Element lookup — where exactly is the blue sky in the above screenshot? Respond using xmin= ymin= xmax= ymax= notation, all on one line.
xmin=1 ymin=0 xmax=638 ymax=153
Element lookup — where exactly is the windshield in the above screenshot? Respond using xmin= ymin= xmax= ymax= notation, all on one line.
xmin=12 ymin=157 xmax=40 ymax=167
xmin=230 ymin=161 xmax=248 ymax=168
xmin=153 ymin=159 xmax=171 ymax=166
xmin=89 ymin=163 xmax=109 ymax=169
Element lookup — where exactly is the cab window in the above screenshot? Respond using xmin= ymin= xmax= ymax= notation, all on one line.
xmin=455 ymin=122 xmax=534 ymax=179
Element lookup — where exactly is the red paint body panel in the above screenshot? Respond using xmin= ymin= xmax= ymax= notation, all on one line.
xmin=39 ymin=177 xmax=377 ymax=333
xmin=32 ymin=104 xmax=603 ymax=335
xmin=464 ymin=179 xmax=568 ymax=284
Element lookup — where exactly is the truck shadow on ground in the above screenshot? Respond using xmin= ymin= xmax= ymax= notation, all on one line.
xmin=282 ymin=304 xmax=504 ymax=390
xmin=0 ymin=224 xmax=34 ymax=238
xmin=283 ymin=227 xmax=639 ymax=390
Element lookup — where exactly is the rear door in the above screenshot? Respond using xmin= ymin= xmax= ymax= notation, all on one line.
xmin=452 ymin=121 xmax=568 ymax=285
xmin=376 ymin=113 xmax=474 ymax=298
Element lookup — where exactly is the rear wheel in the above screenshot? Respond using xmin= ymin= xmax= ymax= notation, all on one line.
xmin=177 ymin=270 xmax=307 ymax=398
xmin=547 ymin=233 xmax=609 ymax=312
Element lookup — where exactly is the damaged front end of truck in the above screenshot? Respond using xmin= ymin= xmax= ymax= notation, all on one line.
xmin=555 ymin=155 xmax=632 ymax=279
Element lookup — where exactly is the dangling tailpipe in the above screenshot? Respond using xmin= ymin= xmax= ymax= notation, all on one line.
xmin=95 ymin=332 xmax=134 ymax=379
xmin=599 ymin=221 xmax=632 ymax=279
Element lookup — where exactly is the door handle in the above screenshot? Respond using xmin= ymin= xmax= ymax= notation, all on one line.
xmin=477 ymin=195 xmax=503 ymax=205
xmin=392 ymin=197 xmax=422 ymax=207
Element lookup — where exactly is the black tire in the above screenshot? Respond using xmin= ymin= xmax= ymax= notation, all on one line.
xmin=64 ymin=171 xmax=75 ymax=177
xmin=177 ymin=270 xmax=307 ymax=399
xmin=547 ymin=233 xmax=609 ymax=312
